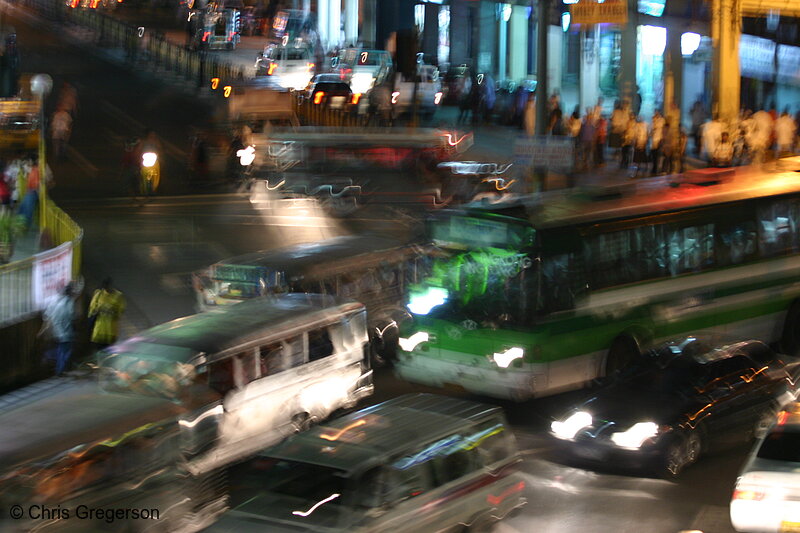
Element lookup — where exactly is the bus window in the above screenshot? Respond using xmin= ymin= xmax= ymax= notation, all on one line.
xmin=541 ymin=252 xmax=581 ymax=311
xmin=259 ymin=342 xmax=287 ymax=376
xmin=208 ymin=358 xmax=235 ymax=395
xmin=668 ymin=223 xmax=715 ymax=275
xmin=284 ymin=336 xmax=305 ymax=368
xmin=233 ymin=350 xmax=258 ymax=388
xmin=717 ymin=220 xmax=757 ymax=266
xmin=308 ymin=328 xmax=334 ymax=361
xmin=759 ymin=200 xmax=800 ymax=257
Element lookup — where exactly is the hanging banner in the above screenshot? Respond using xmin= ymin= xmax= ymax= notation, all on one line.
xmin=32 ymin=242 xmax=74 ymax=309
xmin=571 ymin=0 xmax=628 ymax=26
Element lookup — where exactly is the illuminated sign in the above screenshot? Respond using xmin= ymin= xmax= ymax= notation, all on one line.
xmin=571 ymin=0 xmax=627 ymax=25
xmin=638 ymin=0 xmax=665 ymax=16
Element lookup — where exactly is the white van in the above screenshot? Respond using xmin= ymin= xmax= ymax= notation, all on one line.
xmin=97 ymin=293 xmax=373 ymax=473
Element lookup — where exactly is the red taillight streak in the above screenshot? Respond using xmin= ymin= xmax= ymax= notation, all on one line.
xmin=486 ymin=481 xmax=525 ymax=506
xmin=267 ymin=63 xmax=277 ymax=75
xmin=313 ymin=91 xmax=325 ymax=105
xmin=351 ymin=93 xmax=361 ymax=105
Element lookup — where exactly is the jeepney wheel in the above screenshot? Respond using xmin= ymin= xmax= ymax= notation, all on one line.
xmin=661 ymin=431 xmax=702 ymax=479
xmin=292 ymin=412 xmax=316 ymax=433
xmin=781 ymin=301 xmax=800 ymax=356
xmin=605 ymin=336 xmax=640 ymax=376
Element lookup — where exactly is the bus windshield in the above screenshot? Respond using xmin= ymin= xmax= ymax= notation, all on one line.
xmin=429 ymin=214 xmax=533 ymax=250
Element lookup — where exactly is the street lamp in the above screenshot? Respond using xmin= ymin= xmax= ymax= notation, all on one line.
xmin=30 ymin=73 xmax=52 ymax=231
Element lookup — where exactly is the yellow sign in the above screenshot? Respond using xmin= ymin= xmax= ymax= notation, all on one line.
xmin=571 ymin=0 xmax=628 ymax=26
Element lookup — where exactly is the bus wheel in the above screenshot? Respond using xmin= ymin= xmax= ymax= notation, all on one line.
xmin=605 ymin=336 xmax=639 ymax=376
xmin=781 ymin=301 xmax=800 ymax=356
xmin=292 ymin=412 xmax=316 ymax=433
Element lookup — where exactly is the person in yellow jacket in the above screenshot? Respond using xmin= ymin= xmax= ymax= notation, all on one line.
xmin=88 ymin=278 xmax=126 ymax=350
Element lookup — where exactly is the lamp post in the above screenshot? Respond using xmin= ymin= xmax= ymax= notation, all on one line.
xmin=30 ymin=73 xmax=52 ymax=232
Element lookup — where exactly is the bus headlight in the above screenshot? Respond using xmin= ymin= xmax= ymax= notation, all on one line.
xmin=407 ymin=287 xmax=448 ymax=315
xmin=551 ymin=411 xmax=592 ymax=440
xmin=610 ymin=422 xmax=659 ymax=449
xmin=398 ymin=331 xmax=429 ymax=352
xmin=491 ymin=347 xmax=524 ymax=368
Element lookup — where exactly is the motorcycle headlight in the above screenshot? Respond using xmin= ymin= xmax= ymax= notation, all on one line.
xmin=610 ymin=422 xmax=660 ymax=449
xmin=142 ymin=152 xmax=158 ymax=167
xmin=551 ymin=411 xmax=592 ymax=440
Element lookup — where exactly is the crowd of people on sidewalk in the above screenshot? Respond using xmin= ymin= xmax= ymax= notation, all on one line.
xmin=0 ymin=151 xmax=52 ymax=226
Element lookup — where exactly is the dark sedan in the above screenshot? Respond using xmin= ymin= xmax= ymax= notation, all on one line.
xmin=304 ymin=74 xmax=355 ymax=110
xmin=550 ymin=338 xmax=800 ymax=478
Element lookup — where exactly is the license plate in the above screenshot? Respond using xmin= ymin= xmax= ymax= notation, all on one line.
xmin=330 ymin=96 xmax=345 ymax=108
xmin=781 ymin=521 xmax=800 ymax=532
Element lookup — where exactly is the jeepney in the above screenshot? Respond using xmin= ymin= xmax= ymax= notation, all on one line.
xmin=190 ymin=6 xmax=241 ymax=50
xmin=0 ymin=99 xmax=40 ymax=153
xmin=192 ymin=235 xmax=442 ymax=360
xmin=0 ymin=382 xmax=227 ymax=532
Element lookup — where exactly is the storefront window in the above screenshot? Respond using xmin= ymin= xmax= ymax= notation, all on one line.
xmin=599 ymin=29 xmax=620 ymax=98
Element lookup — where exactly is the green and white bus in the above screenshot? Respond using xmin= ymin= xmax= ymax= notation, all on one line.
xmin=394 ymin=166 xmax=800 ymax=400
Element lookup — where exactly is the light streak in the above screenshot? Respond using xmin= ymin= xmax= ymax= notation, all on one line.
xmin=320 ymin=419 xmax=366 ymax=441
xmin=292 ymin=493 xmax=340 ymax=517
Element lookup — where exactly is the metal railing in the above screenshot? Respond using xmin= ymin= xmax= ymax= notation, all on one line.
xmin=0 ymin=202 xmax=82 ymax=326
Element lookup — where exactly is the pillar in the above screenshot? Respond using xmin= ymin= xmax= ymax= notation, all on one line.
xmin=422 ymin=3 xmax=439 ymax=66
xmin=303 ymin=0 xmax=310 ymax=16
xmin=329 ymin=0 xmax=341 ymax=49
xmin=535 ymin=0 xmax=549 ymax=136
xmin=711 ymin=0 xmax=741 ymax=121
xmin=449 ymin=0 xmax=470 ymax=67
xmin=580 ymin=27 xmax=601 ymax=113
xmin=619 ymin=0 xmax=638 ymax=107
xmin=498 ymin=6 xmax=508 ymax=80
xmin=361 ymin=0 xmax=376 ymax=48
xmin=547 ymin=25 xmax=562 ymax=101
xmin=345 ymin=0 xmax=358 ymax=47
xmin=508 ymin=5 xmax=528 ymax=82
xmin=318 ymin=0 xmax=329 ymax=50
xmin=476 ymin=1 xmax=496 ymax=74
xmin=664 ymin=25 xmax=683 ymax=125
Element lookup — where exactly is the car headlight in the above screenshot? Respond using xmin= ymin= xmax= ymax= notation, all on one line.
xmin=610 ymin=422 xmax=659 ymax=449
xmin=491 ymin=347 xmax=524 ymax=368
xmin=551 ymin=411 xmax=592 ymax=440
xmin=398 ymin=331 xmax=429 ymax=352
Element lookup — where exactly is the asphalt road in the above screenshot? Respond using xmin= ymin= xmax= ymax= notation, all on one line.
xmin=2 ymin=5 xmax=748 ymax=533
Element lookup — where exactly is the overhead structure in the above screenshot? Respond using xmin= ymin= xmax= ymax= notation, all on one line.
xmin=739 ymin=0 xmax=800 ymax=17
xmin=711 ymin=0 xmax=741 ymax=122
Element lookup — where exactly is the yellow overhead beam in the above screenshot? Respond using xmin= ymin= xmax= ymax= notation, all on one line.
xmin=740 ymin=0 xmax=800 ymax=17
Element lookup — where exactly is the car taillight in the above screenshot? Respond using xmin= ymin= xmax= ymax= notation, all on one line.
xmin=307 ymin=62 xmax=315 ymax=72
xmin=434 ymin=91 xmax=443 ymax=105
xmin=391 ymin=91 xmax=399 ymax=104
xmin=313 ymin=91 xmax=325 ymax=105
xmin=351 ymin=93 xmax=361 ymax=105
xmin=732 ymin=488 xmax=766 ymax=501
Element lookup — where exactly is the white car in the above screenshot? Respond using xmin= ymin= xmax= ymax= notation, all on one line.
xmin=731 ymin=403 xmax=800 ymax=533
xmin=256 ymin=45 xmax=315 ymax=91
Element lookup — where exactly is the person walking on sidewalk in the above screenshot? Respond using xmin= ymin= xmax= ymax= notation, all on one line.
xmin=631 ymin=116 xmax=649 ymax=178
xmin=88 ymin=277 xmax=126 ymax=352
xmin=44 ymin=282 xmax=78 ymax=376
xmin=650 ymin=109 xmax=665 ymax=174
xmin=775 ymin=110 xmax=797 ymax=159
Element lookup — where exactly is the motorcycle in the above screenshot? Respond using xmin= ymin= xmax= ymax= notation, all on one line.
xmin=140 ymin=151 xmax=160 ymax=196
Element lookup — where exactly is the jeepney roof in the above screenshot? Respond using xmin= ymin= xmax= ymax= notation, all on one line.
xmin=0 ymin=381 xmax=217 ymax=469
xmin=109 ymin=293 xmax=363 ymax=359
xmin=263 ymin=394 xmax=502 ymax=473
xmin=0 ymin=99 xmax=39 ymax=115
xmin=481 ymin=162 xmax=800 ymax=230
xmin=211 ymin=234 xmax=416 ymax=280
xmin=259 ymin=128 xmax=471 ymax=150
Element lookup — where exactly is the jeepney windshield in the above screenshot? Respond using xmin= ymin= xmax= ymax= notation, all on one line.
xmin=98 ymin=345 xmax=199 ymax=400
